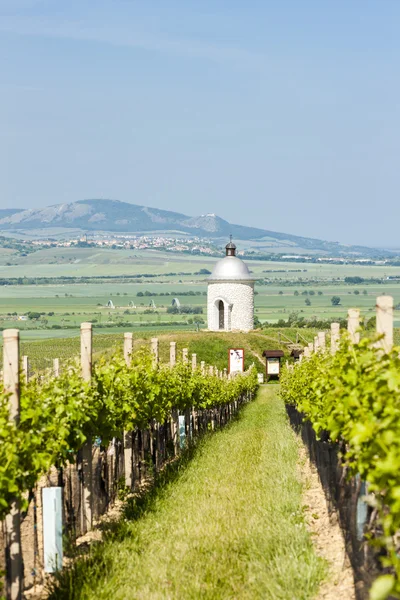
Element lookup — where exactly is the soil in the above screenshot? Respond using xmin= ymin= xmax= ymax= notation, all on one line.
xmin=298 ymin=444 xmax=356 ymax=600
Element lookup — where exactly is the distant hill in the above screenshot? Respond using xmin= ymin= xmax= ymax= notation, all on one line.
xmin=0 ymin=209 xmax=24 ymax=219
xmin=0 ymin=198 xmax=386 ymax=256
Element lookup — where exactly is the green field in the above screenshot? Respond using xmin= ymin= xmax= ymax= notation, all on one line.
xmin=1 ymin=246 xmax=400 ymax=338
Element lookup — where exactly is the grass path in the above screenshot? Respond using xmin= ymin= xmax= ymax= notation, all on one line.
xmin=51 ymin=386 xmax=324 ymax=600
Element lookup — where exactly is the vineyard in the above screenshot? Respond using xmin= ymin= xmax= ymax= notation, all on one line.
xmin=3 ymin=296 xmax=400 ymax=599
xmin=281 ymin=296 xmax=400 ymax=600
xmin=0 ymin=325 xmax=258 ymax=599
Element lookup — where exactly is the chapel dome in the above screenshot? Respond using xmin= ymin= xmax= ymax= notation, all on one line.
xmin=208 ymin=255 xmax=254 ymax=281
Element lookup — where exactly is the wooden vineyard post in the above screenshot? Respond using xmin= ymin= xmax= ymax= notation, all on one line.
xmin=170 ymin=342 xmax=176 ymax=367
xmin=348 ymin=309 xmax=360 ymax=344
xmin=22 ymin=355 xmax=29 ymax=384
xmin=317 ymin=332 xmax=326 ymax=351
xmin=181 ymin=350 xmax=190 ymax=441
xmin=223 ymin=368 xmax=227 ymax=378
xmin=313 ymin=335 xmax=319 ymax=352
xmin=208 ymin=365 xmax=214 ymax=376
xmin=3 ymin=329 xmax=23 ymax=600
xmin=151 ymin=338 xmax=159 ymax=367
xmin=303 ymin=346 xmax=310 ymax=358
xmin=201 ymin=361 xmax=205 ymax=374
xmin=331 ymin=323 xmax=340 ymax=355
xmin=123 ymin=333 xmax=134 ymax=489
xmin=191 ymin=354 xmax=198 ymax=433
xmin=376 ymin=295 xmax=393 ymax=353
xmin=169 ymin=342 xmax=179 ymax=454
xmin=124 ymin=332 xmax=133 ymax=366
xmin=308 ymin=342 xmax=314 ymax=354
xmin=53 ymin=358 xmax=60 ymax=377
xmin=81 ymin=322 xmax=93 ymax=533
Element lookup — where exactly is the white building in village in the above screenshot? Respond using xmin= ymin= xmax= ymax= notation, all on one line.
xmin=207 ymin=240 xmax=255 ymax=332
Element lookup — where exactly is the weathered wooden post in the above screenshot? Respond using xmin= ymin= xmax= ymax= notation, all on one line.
xmin=22 ymin=355 xmax=29 ymax=384
xmin=124 ymin=332 xmax=133 ymax=366
xmin=303 ymin=346 xmax=310 ymax=358
xmin=223 ymin=368 xmax=227 ymax=378
xmin=308 ymin=342 xmax=314 ymax=354
xmin=3 ymin=329 xmax=23 ymax=600
xmin=191 ymin=353 xmax=197 ymax=371
xmin=317 ymin=332 xmax=326 ymax=351
xmin=200 ymin=360 xmax=205 ymax=374
xmin=151 ymin=338 xmax=159 ymax=367
xmin=53 ymin=358 xmax=60 ymax=377
xmin=183 ymin=348 xmax=190 ymax=439
xmin=348 ymin=308 xmax=360 ymax=344
xmin=208 ymin=365 xmax=214 ymax=376
xmin=376 ymin=295 xmax=393 ymax=353
xmin=169 ymin=341 xmax=178 ymax=452
xmin=123 ymin=333 xmax=134 ymax=488
xmin=330 ymin=323 xmax=340 ymax=355
xmin=81 ymin=322 xmax=93 ymax=532
xmin=313 ymin=335 xmax=319 ymax=352
xmin=170 ymin=341 xmax=176 ymax=367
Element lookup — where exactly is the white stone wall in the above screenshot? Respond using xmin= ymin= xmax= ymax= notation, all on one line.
xmin=207 ymin=281 xmax=254 ymax=332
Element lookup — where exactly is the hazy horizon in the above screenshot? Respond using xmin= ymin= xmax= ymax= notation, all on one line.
xmin=1 ymin=1 xmax=400 ymax=247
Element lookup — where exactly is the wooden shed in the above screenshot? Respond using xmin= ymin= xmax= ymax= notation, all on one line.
xmin=262 ymin=350 xmax=285 ymax=380
xmin=290 ymin=348 xmax=303 ymax=362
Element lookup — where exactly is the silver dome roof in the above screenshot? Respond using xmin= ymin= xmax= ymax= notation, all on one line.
xmin=208 ymin=255 xmax=255 ymax=281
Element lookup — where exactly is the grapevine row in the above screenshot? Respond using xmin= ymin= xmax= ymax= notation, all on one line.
xmin=1 ymin=348 xmax=258 ymax=523
xmin=280 ymin=296 xmax=400 ymax=600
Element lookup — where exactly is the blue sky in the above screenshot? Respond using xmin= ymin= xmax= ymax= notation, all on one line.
xmin=1 ymin=0 xmax=399 ymax=247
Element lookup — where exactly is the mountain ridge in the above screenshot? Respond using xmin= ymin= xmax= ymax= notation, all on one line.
xmin=0 ymin=199 xmax=386 ymax=256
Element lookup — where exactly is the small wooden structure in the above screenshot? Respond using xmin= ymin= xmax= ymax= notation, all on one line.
xmin=290 ymin=348 xmax=303 ymax=362
xmin=262 ymin=349 xmax=285 ymax=381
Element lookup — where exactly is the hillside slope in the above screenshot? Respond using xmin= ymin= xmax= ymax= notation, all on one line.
xmin=0 ymin=198 xmax=383 ymax=256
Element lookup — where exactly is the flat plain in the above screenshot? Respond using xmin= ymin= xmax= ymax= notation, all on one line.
xmin=0 ymin=246 xmax=399 ymax=345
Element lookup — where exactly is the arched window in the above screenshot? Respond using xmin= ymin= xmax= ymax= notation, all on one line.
xmin=218 ymin=300 xmax=225 ymax=330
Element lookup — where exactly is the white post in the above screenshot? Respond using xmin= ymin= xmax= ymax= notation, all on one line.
xmin=191 ymin=353 xmax=197 ymax=371
xmin=182 ymin=348 xmax=188 ymax=364
xmin=318 ymin=332 xmax=326 ymax=351
xmin=124 ymin=332 xmax=133 ymax=366
xmin=123 ymin=333 xmax=134 ymax=488
xmin=80 ymin=323 xmax=93 ymax=532
xmin=170 ymin=342 xmax=176 ymax=367
xmin=314 ymin=335 xmax=319 ymax=352
xmin=53 ymin=358 xmax=60 ymax=377
xmin=200 ymin=360 xmax=205 ymax=374
xmin=151 ymin=338 xmax=159 ymax=367
xmin=22 ymin=355 xmax=29 ymax=384
xmin=223 ymin=368 xmax=227 ymax=378
xmin=331 ymin=323 xmax=340 ymax=355
xmin=208 ymin=365 xmax=214 ymax=376
xmin=348 ymin=309 xmax=360 ymax=344
xmin=303 ymin=346 xmax=310 ymax=358
xmin=376 ymin=295 xmax=393 ymax=353
xmin=3 ymin=329 xmax=23 ymax=600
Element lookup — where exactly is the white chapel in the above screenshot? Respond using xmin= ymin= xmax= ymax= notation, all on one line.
xmin=207 ymin=240 xmax=255 ymax=332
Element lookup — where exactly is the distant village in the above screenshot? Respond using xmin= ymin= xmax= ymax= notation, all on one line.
xmin=28 ymin=234 xmax=222 ymax=255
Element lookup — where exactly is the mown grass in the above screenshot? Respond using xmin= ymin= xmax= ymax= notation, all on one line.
xmin=49 ymin=387 xmax=325 ymax=600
